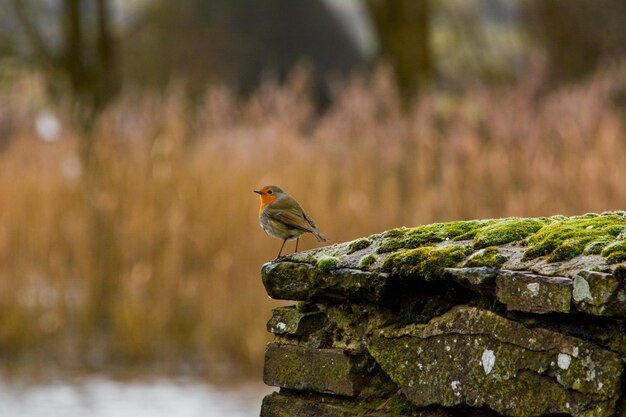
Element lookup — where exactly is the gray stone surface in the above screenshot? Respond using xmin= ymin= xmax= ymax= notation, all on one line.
xmin=267 ymin=306 xmax=327 ymax=336
xmin=367 ymin=306 xmax=623 ymax=417
xmin=260 ymin=213 xmax=626 ymax=416
xmin=496 ymin=271 xmax=572 ymax=314
xmin=263 ymin=214 xmax=625 ymax=307
xmin=262 ymin=261 xmax=391 ymax=302
xmin=443 ymin=267 xmax=497 ymax=295
xmin=263 ymin=343 xmax=368 ymax=396
xmin=260 ymin=393 xmax=415 ymax=417
xmin=572 ymin=270 xmax=626 ymax=316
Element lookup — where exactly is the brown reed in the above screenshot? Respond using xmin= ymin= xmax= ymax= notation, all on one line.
xmin=0 ymin=66 xmax=624 ymax=376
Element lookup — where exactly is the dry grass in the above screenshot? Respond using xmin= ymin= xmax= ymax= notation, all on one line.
xmin=0 ymin=66 xmax=624 ymax=376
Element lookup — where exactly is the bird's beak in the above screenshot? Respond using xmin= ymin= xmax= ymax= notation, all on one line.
xmin=253 ymin=190 xmax=262 ymax=195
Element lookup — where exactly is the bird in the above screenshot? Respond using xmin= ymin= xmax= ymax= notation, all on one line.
xmin=254 ymin=185 xmax=327 ymax=259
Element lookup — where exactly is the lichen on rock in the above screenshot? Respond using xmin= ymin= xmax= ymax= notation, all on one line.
xmin=367 ymin=306 xmax=623 ymax=417
xmin=572 ymin=270 xmax=626 ymax=316
xmin=263 ymin=343 xmax=369 ymax=396
xmin=260 ymin=212 xmax=626 ymax=417
xmin=495 ymin=271 xmax=572 ymax=314
xmin=267 ymin=306 xmax=327 ymax=336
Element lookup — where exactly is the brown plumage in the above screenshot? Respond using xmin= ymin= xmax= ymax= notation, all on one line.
xmin=254 ymin=185 xmax=327 ymax=259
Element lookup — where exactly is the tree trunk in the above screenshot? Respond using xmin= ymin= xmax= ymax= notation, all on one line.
xmin=365 ymin=0 xmax=433 ymax=98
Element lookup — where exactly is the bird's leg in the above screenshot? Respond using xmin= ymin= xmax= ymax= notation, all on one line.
xmin=276 ymin=239 xmax=287 ymax=259
xmin=294 ymin=237 xmax=299 ymax=253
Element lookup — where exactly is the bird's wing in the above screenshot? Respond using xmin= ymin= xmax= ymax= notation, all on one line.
xmin=301 ymin=210 xmax=320 ymax=231
xmin=265 ymin=197 xmax=315 ymax=233
xmin=302 ymin=209 xmax=327 ymax=242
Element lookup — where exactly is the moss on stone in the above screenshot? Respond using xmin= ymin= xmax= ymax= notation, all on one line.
xmin=464 ymin=247 xmax=508 ymax=268
xmin=358 ymin=254 xmax=377 ymax=269
xmin=267 ymin=306 xmax=326 ymax=336
xmin=405 ymin=220 xmax=487 ymax=246
xmin=583 ymin=237 xmax=611 ymax=255
xmin=602 ymin=241 xmax=626 ymax=264
xmin=473 ymin=218 xmax=547 ymax=249
xmin=382 ymin=227 xmax=408 ymax=238
xmin=607 ymin=252 xmax=626 ymax=264
xmin=263 ymin=343 xmax=365 ymax=396
xmin=374 ymin=212 xmax=626 ymax=263
xmin=376 ymin=220 xmax=488 ymax=254
xmin=384 ymin=394 xmax=423 ymax=415
xmin=376 ymin=238 xmax=405 ymax=254
xmin=551 ymin=237 xmax=596 ymax=262
xmin=347 ymin=238 xmax=372 ymax=254
xmin=381 ymin=245 xmax=473 ymax=281
xmin=399 ymin=295 xmax=459 ymax=326
xmin=523 ymin=212 xmax=626 ymax=263
xmin=374 ymin=213 xmax=626 ymax=265
xmin=368 ymin=306 xmax=623 ymax=417
xmin=315 ymin=256 xmax=340 ymax=273
xmin=263 ymin=262 xmax=318 ymax=300
xmin=295 ymin=301 xmax=309 ymax=312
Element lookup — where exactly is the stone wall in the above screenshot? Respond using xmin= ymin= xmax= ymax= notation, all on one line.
xmin=259 ymin=213 xmax=626 ymax=417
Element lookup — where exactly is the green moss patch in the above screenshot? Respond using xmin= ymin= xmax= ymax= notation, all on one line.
xmin=376 ymin=220 xmax=488 ymax=254
xmin=382 ymin=227 xmax=407 ymax=238
xmin=601 ymin=239 xmax=626 ymax=263
xmin=373 ymin=213 xmax=626 ymax=264
xmin=315 ymin=256 xmax=340 ymax=273
xmin=375 ymin=218 xmax=553 ymax=255
xmin=465 ymin=247 xmax=508 ymax=268
xmin=381 ymin=245 xmax=473 ymax=281
xmin=523 ymin=212 xmax=626 ymax=263
xmin=347 ymin=238 xmax=372 ymax=254
xmin=473 ymin=218 xmax=547 ymax=249
xmin=583 ymin=238 xmax=612 ymax=255
xmin=358 ymin=254 xmax=377 ymax=269
xmin=376 ymin=238 xmax=405 ymax=254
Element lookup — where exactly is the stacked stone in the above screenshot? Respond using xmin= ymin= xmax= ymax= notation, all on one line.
xmin=260 ymin=213 xmax=626 ymax=417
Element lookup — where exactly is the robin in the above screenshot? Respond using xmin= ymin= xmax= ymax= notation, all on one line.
xmin=254 ymin=185 xmax=327 ymax=259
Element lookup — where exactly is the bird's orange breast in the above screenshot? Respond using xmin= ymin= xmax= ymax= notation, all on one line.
xmin=258 ymin=193 xmax=277 ymax=217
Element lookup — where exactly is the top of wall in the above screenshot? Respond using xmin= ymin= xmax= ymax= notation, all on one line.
xmin=262 ymin=211 xmax=626 ymax=317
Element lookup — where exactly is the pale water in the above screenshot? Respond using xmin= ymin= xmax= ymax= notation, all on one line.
xmin=0 ymin=376 xmax=273 ymax=417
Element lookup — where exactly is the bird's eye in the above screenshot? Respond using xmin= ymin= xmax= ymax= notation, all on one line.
xmin=267 ymin=190 xmax=273 ymax=194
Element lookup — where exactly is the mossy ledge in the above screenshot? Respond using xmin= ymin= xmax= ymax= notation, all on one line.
xmin=260 ymin=212 xmax=626 ymax=417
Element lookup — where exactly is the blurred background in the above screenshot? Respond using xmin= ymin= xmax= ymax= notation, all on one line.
xmin=0 ymin=0 xmax=625 ymax=415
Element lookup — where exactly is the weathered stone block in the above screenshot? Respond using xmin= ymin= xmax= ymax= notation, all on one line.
xmin=260 ymin=214 xmax=626 ymax=415
xmin=443 ymin=267 xmax=497 ymax=295
xmin=261 ymin=393 xmax=350 ymax=417
xmin=367 ymin=306 xmax=623 ymax=417
xmin=262 ymin=261 xmax=390 ymax=302
xmin=496 ymin=270 xmax=572 ymax=313
xmin=260 ymin=393 xmax=412 ymax=417
xmin=573 ymin=270 xmax=626 ymax=316
xmin=267 ymin=306 xmax=327 ymax=336
xmin=263 ymin=343 xmax=367 ymax=396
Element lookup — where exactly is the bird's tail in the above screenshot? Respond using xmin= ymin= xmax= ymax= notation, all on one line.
xmin=313 ymin=230 xmax=328 ymax=242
